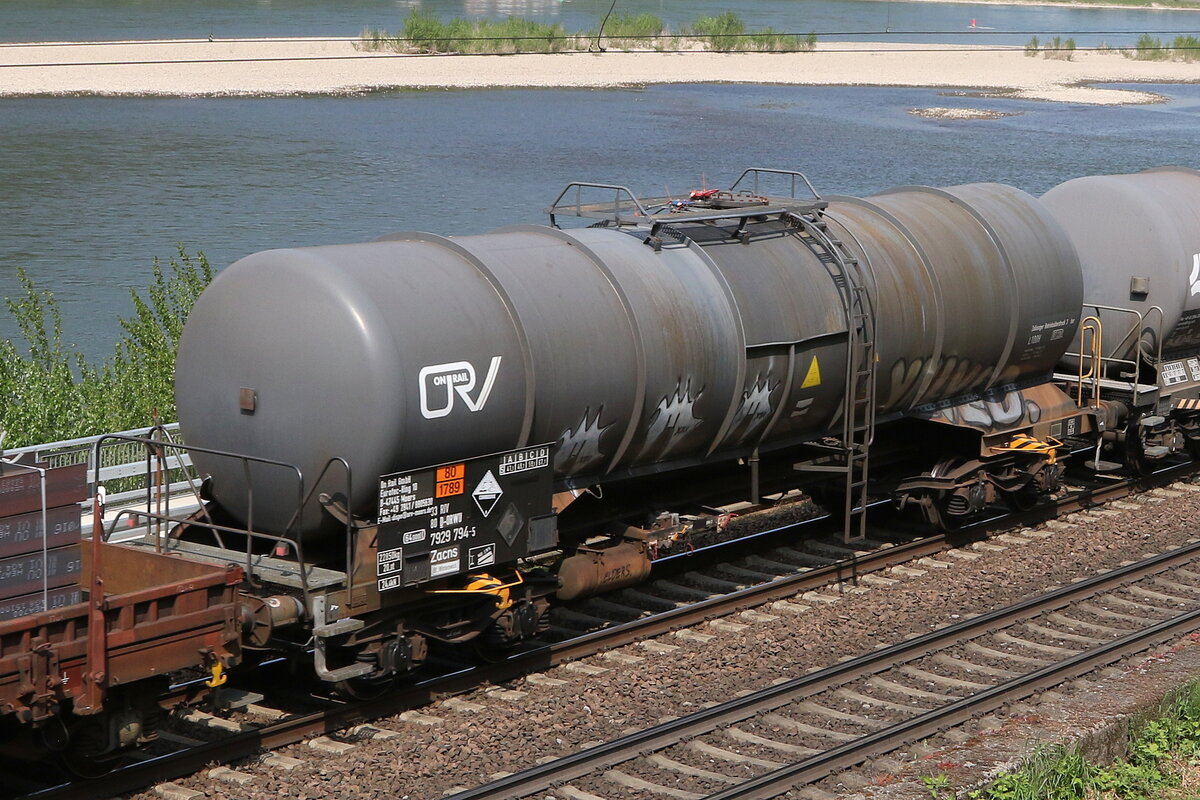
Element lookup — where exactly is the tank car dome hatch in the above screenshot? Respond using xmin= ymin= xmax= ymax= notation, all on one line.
xmin=1041 ymin=167 xmax=1200 ymax=363
xmin=175 ymin=178 xmax=1084 ymax=540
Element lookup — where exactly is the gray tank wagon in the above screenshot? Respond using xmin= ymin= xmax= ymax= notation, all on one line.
xmin=1043 ymin=167 xmax=1200 ymax=463
xmin=1043 ymin=167 xmax=1200 ymax=363
xmin=175 ymin=173 xmax=1083 ymax=539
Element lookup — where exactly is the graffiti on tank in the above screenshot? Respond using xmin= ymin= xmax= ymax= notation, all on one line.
xmin=556 ymin=406 xmax=611 ymax=473
xmin=1168 ymin=307 xmax=1200 ymax=350
xmin=915 ymin=386 xmax=1044 ymax=433
xmin=720 ymin=373 xmax=778 ymax=446
xmin=885 ymin=357 xmax=926 ymax=408
xmin=737 ymin=375 xmax=776 ymax=423
xmin=640 ymin=378 xmax=703 ymax=458
xmin=919 ymin=356 xmax=990 ymax=403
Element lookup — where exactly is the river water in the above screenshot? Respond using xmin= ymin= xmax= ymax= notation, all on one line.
xmin=1 ymin=0 xmax=1200 ymax=355
xmin=3 ymin=82 xmax=1200 ymax=354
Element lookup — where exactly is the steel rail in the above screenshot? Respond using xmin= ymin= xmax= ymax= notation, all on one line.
xmin=442 ymin=534 xmax=1200 ymax=800
xmin=710 ymin=606 xmax=1200 ymax=800
xmin=17 ymin=462 xmax=1193 ymax=799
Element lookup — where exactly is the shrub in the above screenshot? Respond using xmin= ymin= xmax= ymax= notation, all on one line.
xmin=599 ymin=13 xmax=664 ymax=46
xmin=357 ymin=26 xmax=395 ymax=52
xmin=357 ymin=10 xmax=812 ymax=55
xmin=747 ymin=27 xmax=800 ymax=51
xmin=690 ymin=11 xmax=746 ymax=52
xmin=1173 ymin=33 xmax=1200 ymax=61
xmin=1042 ymin=36 xmax=1075 ymax=60
xmin=1135 ymin=33 xmax=1169 ymax=60
xmin=969 ymin=679 xmax=1200 ymax=799
xmin=0 ymin=248 xmax=213 ymax=447
xmin=402 ymin=8 xmax=450 ymax=53
xmin=365 ymin=10 xmax=577 ymax=54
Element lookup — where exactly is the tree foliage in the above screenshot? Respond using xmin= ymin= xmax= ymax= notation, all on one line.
xmin=0 ymin=247 xmax=213 ymax=448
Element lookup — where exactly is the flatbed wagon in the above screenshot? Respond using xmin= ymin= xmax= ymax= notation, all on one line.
xmin=0 ymin=459 xmax=242 ymax=769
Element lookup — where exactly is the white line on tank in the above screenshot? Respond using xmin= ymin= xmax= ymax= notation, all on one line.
xmin=1190 ymin=253 xmax=1200 ymax=297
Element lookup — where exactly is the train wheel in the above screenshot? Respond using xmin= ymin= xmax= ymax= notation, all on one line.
xmin=50 ymin=719 xmax=122 ymax=778
xmin=1185 ymin=435 xmax=1200 ymax=460
xmin=1124 ymin=422 xmax=1154 ymax=477
xmin=472 ymin=636 xmax=511 ymax=663
xmin=919 ymin=494 xmax=964 ymax=532
xmin=331 ymin=635 xmax=423 ymax=699
xmin=1003 ymin=483 xmax=1042 ymax=512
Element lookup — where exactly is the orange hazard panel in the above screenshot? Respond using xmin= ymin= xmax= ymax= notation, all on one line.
xmin=436 ymin=478 xmax=465 ymax=498
xmin=436 ymin=464 xmax=465 ymax=482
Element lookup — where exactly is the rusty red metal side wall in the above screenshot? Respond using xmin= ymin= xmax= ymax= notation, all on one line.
xmin=0 ymin=542 xmax=242 ymax=724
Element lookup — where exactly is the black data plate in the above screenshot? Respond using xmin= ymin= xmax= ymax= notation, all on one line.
xmin=375 ymin=444 xmax=556 ymax=591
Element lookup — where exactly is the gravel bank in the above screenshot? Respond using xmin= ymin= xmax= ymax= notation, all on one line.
xmin=1 ymin=39 xmax=1197 ymax=103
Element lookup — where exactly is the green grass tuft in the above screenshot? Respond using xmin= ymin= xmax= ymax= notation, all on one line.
xmin=967 ymin=678 xmax=1200 ymax=799
xmin=1173 ymin=33 xmax=1200 ymax=61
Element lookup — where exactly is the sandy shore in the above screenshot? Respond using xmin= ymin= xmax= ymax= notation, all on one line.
xmin=0 ymin=38 xmax=1197 ymax=104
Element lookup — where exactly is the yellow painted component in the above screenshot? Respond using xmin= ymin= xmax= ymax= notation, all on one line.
xmin=465 ymin=575 xmax=512 ymax=610
xmin=990 ymin=434 xmax=1063 ymax=465
xmin=801 ymin=356 xmax=822 ymax=389
xmin=430 ymin=571 xmax=524 ymax=611
xmin=205 ymin=661 xmax=227 ymax=688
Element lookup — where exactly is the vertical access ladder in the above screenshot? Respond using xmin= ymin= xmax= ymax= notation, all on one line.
xmin=787 ymin=209 xmax=878 ymax=543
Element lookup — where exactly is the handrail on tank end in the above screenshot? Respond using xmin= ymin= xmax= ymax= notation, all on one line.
xmin=92 ymin=430 xmax=319 ymax=605
xmin=282 ymin=455 xmax=355 ymax=605
xmin=1061 ymin=303 xmax=1166 ymax=407
xmin=546 ymin=182 xmax=653 ymax=228
xmin=729 ymin=168 xmax=822 ymax=201
xmin=546 ymin=170 xmax=820 ymax=228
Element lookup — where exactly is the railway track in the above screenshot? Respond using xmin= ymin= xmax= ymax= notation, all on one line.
xmin=13 ymin=462 xmax=1193 ymax=800
xmin=446 ymin=534 xmax=1200 ymax=800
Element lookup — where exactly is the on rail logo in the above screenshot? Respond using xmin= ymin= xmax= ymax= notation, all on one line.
xmin=418 ymin=356 xmax=503 ymax=419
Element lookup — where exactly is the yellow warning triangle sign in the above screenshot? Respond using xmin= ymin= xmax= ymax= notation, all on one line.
xmin=801 ymin=356 xmax=821 ymax=389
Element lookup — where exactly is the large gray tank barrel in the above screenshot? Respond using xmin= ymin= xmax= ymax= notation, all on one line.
xmin=175 ymin=180 xmax=1082 ymax=537
xmin=825 ymin=183 xmax=1081 ymax=410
